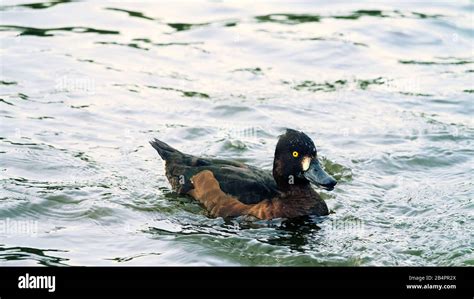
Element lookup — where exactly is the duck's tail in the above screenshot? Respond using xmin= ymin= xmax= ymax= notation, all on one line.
xmin=149 ymin=138 xmax=181 ymax=160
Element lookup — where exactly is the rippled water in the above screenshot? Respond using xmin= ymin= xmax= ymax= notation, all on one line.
xmin=0 ymin=0 xmax=473 ymax=266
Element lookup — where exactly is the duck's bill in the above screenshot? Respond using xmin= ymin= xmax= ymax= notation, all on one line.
xmin=303 ymin=159 xmax=337 ymax=191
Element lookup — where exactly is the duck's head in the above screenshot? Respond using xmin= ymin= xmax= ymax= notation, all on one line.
xmin=273 ymin=129 xmax=337 ymax=191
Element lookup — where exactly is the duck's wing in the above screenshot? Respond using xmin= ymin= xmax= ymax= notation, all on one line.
xmin=207 ymin=164 xmax=278 ymax=204
xmin=150 ymin=139 xmax=278 ymax=204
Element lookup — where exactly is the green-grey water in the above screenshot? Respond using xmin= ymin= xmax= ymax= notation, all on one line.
xmin=0 ymin=0 xmax=473 ymax=266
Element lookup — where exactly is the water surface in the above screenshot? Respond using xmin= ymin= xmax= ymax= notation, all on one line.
xmin=0 ymin=0 xmax=473 ymax=266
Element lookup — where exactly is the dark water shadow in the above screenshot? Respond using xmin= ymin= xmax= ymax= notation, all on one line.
xmin=239 ymin=216 xmax=326 ymax=252
xmin=254 ymin=10 xmax=443 ymax=25
xmin=0 ymin=245 xmax=69 ymax=266
xmin=255 ymin=14 xmax=321 ymax=24
xmin=1 ymin=0 xmax=74 ymax=11
xmin=106 ymin=252 xmax=161 ymax=263
xmin=399 ymin=58 xmax=473 ymax=65
xmin=167 ymin=22 xmax=209 ymax=32
xmin=105 ymin=7 xmax=156 ymax=21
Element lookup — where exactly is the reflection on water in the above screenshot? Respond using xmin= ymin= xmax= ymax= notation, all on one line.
xmin=0 ymin=25 xmax=120 ymax=36
xmin=0 ymin=0 xmax=473 ymax=266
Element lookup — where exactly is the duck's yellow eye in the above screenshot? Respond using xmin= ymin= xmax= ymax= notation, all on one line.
xmin=292 ymin=151 xmax=299 ymax=158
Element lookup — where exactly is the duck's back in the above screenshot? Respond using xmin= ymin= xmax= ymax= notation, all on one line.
xmin=150 ymin=139 xmax=278 ymax=204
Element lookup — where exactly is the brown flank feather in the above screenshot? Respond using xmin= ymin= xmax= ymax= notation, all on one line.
xmin=189 ymin=170 xmax=327 ymax=219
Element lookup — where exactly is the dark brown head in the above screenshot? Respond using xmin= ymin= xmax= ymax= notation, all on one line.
xmin=272 ymin=129 xmax=337 ymax=191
